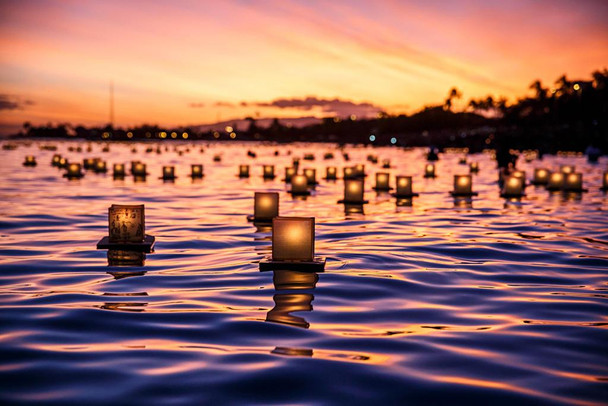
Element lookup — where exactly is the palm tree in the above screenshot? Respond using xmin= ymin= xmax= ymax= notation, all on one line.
xmin=444 ymin=87 xmax=462 ymax=111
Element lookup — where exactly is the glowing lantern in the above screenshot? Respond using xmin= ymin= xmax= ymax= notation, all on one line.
xmin=271 ymin=217 xmax=314 ymax=261
xmin=547 ymin=172 xmax=564 ymax=190
xmin=239 ymin=165 xmax=250 ymax=178
xmin=424 ymin=163 xmax=436 ymax=178
xmin=304 ymin=168 xmax=317 ymax=185
xmin=161 ymin=166 xmax=175 ymax=180
xmin=249 ymin=192 xmax=279 ymax=222
xmin=560 ymin=165 xmax=575 ymax=174
xmin=113 ymin=163 xmax=126 ymax=177
xmin=340 ymin=179 xmax=366 ymax=204
xmin=94 ymin=160 xmax=107 ymax=173
xmin=325 ymin=166 xmax=337 ymax=180
xmin=289 ymin=174 xmax=309 ymax=195
xmin=132 ymin=162 xmax=147 ymax=177
xmin=533 ymin=168 xmax=550 ymax=185
xmin=284 ymin=167 xmax=295 ymax=182
xmin=394 ymin=176 xmax=418 ymax=197
xmin=263 ymin=165 xmax=275 ymax=179
xmin=51 ymin=154 xmax=61 ymax=166
xmin=564 ymin=173 xmax=583 ymax=191
xmin=501 ymin=176 xmax=524 ymax=197
xmin=108 ymin=205 xmax=145 ymax=243
xmin=190 ymin=164 xmax=203 ymax=178
xmin=469 ymin=162 xmax=479 ymax=173
xmin=343 ymin=167 xmax=355 ymax=179
xmin=452 ymin=175 xmax=475 ymax=196
xmin=58 ymin=157 xmax=68 ymax=168
xmin=374 ymin=172 xmax=391 ymax=190
xmin=23 ymin=156 xmax=37 ymax=166
xmin=354 ymin=164 xmax=365 ymax=177
xmin=603 ymin=171 xmax=608 ymax=190
xmin=64 ymin=163 xmax=83 ymax=179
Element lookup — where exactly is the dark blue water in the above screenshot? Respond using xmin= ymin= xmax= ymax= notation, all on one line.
xmin=1 ymin=142 xmax=607 ymax=405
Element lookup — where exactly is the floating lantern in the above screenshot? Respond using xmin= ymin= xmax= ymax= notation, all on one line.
xmin=63 ymin=163 xmax=83 ymax=179
xmin=161 ymin=166 xmax=176 ymax=180
xmin=325 ymin=166 xmax=337 ymax=180
xmin=560 ymin=165 xmax=575 ymax=174
xmin=382 ymin=159 xmax=391 ymax=169
xmin=564 ymin=173 xmax=584 ymax=192
xmin=304 ymin=153 xmax=315 ymax=161
xmin=94 ymin=160 xmax=107 ymax=173
xmin=602 ymin=171 xmax=608 ymax=191
xmin=132 ymin=162 xmax=147 ymax=177
xmin=284 ymin=167 xmax=295 ymax=183
xmin=259 ymin=217 xmax=325 ymax=271
xmin=292 ymin=157 xmax=300 ymax=169
xmin=97 ymin=204 xmax=155 ymax=252
xmin=239 ymin=164 xmax=250 ymax=178
xmin=83 ymin=158 xmax=97 ymax=170
xmin=339 ymin=179 xmax=368 ymax=204
xmin=303 ymin=168 xmax=317 ymax=185
xmin=451 ymin=175 xmax=477 ymax=196
xmin=58 ymin=157 xmax=68 ymax=168
xmin=248 ymin=192 xmax=279 ymax=223
xmin=532 ymin=168 xmax=550 ymax=185
xmin=51 ymin=154 xmax=61 ymax=166
xmin=546 ymin=172 xmax=564 ymax=190
xmin=501 ymin=176 xmax=525 ymax=198
xmin=393 ymin=176 xmax=419 ymax=198
xmin=354 ymin=164 xmax=365 ymax=177
xmin=343 ymin=167 xmax=355 ymax=179
xmin=263 ymin=165 xmax=275 ymax=179
xmin=190 ymin=164 xmax=204 ymax=178
xmin=373 ymin=172 xmax=391 ymax=191
xmin=289 ymin=174 xmax=310 ymax=195
xmin=113 ymin=163 xmax=126 ymax=178
xmin=424 ymin=163 xmax=436 ymax=178
xmin=23 ymin=156 xmax=37 ymax=166
xmin=469 ymin=162 xmax=479 ymax=173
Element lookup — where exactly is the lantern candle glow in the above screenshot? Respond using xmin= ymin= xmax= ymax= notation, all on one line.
xmin=354 ymin=164 xmax=365 ymax=177
xmin=501 ymin=176 xmax=525 ymax=197
xmin=51 ymin=154 xmax=61 ymax=166
xmin=113 ymin=163 xmax=125 ymax=178
xmin=23 ymin=156 xmax=37 ymax=166
xmin=64 ymin=163 xmax=83 ymax=179
xmin=325 ymin=166 xmax=337 ymax=180
xmin=248 ymin=192 xmax=279 ymax=223
xmin=284 ymin=167 xmax=295 ymax=182
xmin=263 ymin=165 xmax=275 ymax=179
xmin=560 ymin=165 xmax=575 ymax=174
xmin=132 ymin=162 xmax=147 ymax=176
xmin=343 ymin=167 xmax=355 ymax=179
xmin=602 ymin=171 xmax=608 ymax=190
xmin=564 ymin=173 xmax=583 ymax=192
xmin=191 ymin=164 xmax=204 ymax=178
xmin=547 ymin=172 xmax=564 ymax=190
xmin=533 ymin=168 xmax=550 ymax=185
xmin=239 ymin=165 xmax=250 ymax=178
xmin=97 ymin=204 xmax=155 ymax=252
xmin=393 ymin=176 xmax=418 ymax=198
xmin=373 ymin=172 xmax=391 ymax=191
xmin=424 ymin=163 xmax=436 ymax=178
xmin=162 ymin=166 xmax=176 ymax=180
xmin=289 ymin=174 xmax=310 ymax=195
xmin=304 ymin=168 xmax=317 ymax=185
xmin=95 ymin=160 xmax=107 ymax=173
xmin=451 ymin=175 xmax=476 ymax=196
xmin=470 ymin=162 xmax=479 ymax=173
xmin=339 ymin=179 xmax=367 ymax=204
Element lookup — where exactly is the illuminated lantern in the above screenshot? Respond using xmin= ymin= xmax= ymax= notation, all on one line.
xmin=161 ymin=166 xmax=175 ymax=180
xmin=382 ymin=159 xmax=391 ymax=169
xmin=373 ymin=172 xmax=391 ymax=191
xmin=284 ymin=167 xmax=296 ymax=183
xmin=603 ymin=171 xmax=608 ymax=190
xmin=64 ymin=162 xmax=83 ymax=179
xmin=84 ymin=158 xmax=98 ymax=170
xmin=263 ymin=165 xmax=275 ymax=179
xmin=533 ymin=168 xmax=550 ymax=185
xmin=501 ymin=176 xmax=524 ymax=197
xmin=58 ymin=157 xmax=68 ymax=168
xmin=248 ymin=192 xmax=279 ymax=223
xmin=546 ymin=172 xmax=564 ymax=190
xmin=23 ymin=156 xmax=37 ymax=166
xmin=560 ymin=165 xmax=575 ymax=174
xmin=190 ymin=164 xmax=203 ymax=178
xmin=469 ymin=162 xmax=479 ymax=173
xmin=424 ymin=163 xmax=436 ymax=178
xmin=564 ymin=173 xmax=583 ymax=192
xmin=354 ymin=164 xmax=365 ymax=177
xmin=94 ymin=160 xmax=107 ymax=173
xmin=289 ymin=174 xmax=309 ymax=195
xmin=394 ymin=176 xmax=418 ymax=198
xmin=97 ymin=204 xmax=155 ymax=252
xmin=325 ymin=166 xmax=337 ymax=180
xmin=132 ymin=162 xmax=147 ymax=177
xmin=452 ymin=175 xmax=476 ymax=196
xmin=113 ymin=163 xmax=126 ymax=178
xmin=239 ymin=165 xmax=250 ymax=178
xmin=343 ymin=167 xmax=355 ymax=179
xmin=339 ymin=179 xmax=367 ymax=204
xmin=51 ymin=154 xmax=61 ymax=166
xmin=303 ymin=168 xmax=317 ymax=185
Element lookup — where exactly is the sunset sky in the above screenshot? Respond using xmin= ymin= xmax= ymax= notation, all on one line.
xmin=1 ymin=0 xmax=607 ymax=134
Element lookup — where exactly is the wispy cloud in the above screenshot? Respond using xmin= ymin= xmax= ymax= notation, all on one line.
xmin=248 ymin=96 xmax=383 ymax=118
xmin=0 ymin=94 xmax=34 ymax=111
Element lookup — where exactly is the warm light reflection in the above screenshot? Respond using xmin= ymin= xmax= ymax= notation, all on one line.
xmin=560 ymin=165 xmax=575 ymax=174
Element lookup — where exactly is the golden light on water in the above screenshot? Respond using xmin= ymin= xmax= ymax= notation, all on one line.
xmin=560 ymin=165 xmax=575 ymax=174
xmin=272 ymin=217 xmax=314 ymax=262
xmin=503 ymin=176 xmax=524 ymax=196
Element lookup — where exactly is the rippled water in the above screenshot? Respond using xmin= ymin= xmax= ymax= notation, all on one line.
xmin=1 ymin=142 xmax=607 ymax=405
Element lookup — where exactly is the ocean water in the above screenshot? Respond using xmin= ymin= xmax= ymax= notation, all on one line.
xmin=0 ymin=142 xmax=607 ymax=405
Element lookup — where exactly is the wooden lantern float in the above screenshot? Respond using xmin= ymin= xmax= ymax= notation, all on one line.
xmin=161 ymin=166 xmax=176 ymax=180
xmin=239 ymin=165 xmax=250 ymax=178
xmin=392 ymin=176 xmax=419 ymax=198
xmin=560 ymin=165 xmax=575 ymax=174
xmin=451 ymin=175 xmax=477 ymax=196
xmin=94 ymin=160 xmax=107 ymax=173
xmin=303 ymin=168 xmax=317 ymax=185
xmin=23 ymin=156 xmax=37 ymax=167
xmin=339 ymin=179 xmax=368 ymax=204
xmin=532 ymin=168 xmax=550 ymax=185
xmin=501 ymin=176 xmax=525 ymax=198
xmin=113 ymin=163 xmax=126 ymax=178
xmin=259 ymin=217 xmax=325 ymax=272
xmin=63 ymin=163 xmax=84 ymax=179
xmin=247 ymin=192 xmax=279 ymax=223
xmin=51 ymin=154 xmax=62 ymax=166
xmin=190 ymin=164 xmax=204 ymax=178
xmin=602 ymin=171 xmax=608 ymax=191
xmin=97 ymin=204 xmax=155 ymax=252
xmin=546 ymin=172 xmax=564 ymax=190
xmin=564 ymin=173 xmax=586 ymax=192
xmin=373 ymin=172 xmax=392 ymax=191
xmin=424 ymin=163 xmax=436 ymax=178
xmin=324 ymin=166 xmax=337 ymax=180
xmin=469 ymin=162 xmax=479 ymax=173
xmin=263 ymin=165 xmax=275 ymax=179
xmin=343 ymin=166 xmax=355 ymax=180
xmin=289 ymin=174 xmax=310 ymax=195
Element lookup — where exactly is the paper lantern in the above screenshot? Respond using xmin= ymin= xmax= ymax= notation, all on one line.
xmin=113 ymin=163 xmax=125 ymax=177
xmin=84 ymin=158 xmax=97 ymax=170
xmin=51 ymin=154 xmax=61 ymax=166
xmin=95 ymin=160 xmax=107 ymax=173
xmin=284 ymin=167 xmax=295 ymax=182
xmin=304 ymin=168 xmax=317 ymax=185
xmin=58 ymin=157 xmax=68 ymax=168
xmin=546 ymin=172 xmax=564 ymax=190
xmin=64 ymin=163 xmax=83 ymax=179
xmin=424 ymin=163 xmax=436 ymax=178
xmin=564 ymin=173 xmax=583 ymax=191
xmin=239 ymin=165 xmax=250 ymax=178
xmin=374 ymin=172 xmax=391 ymax=190
xmin=452 ymin=175 xmax=475 ymax=196
xmin=132 ymin=162 xmax=147 ymax=176
xmin=533 ymin=168 xmax=550 ymax=185
xmin=162 ymin=166 xmax=175 ymax=180
xmin=325 ymin=166 xmax=337 ymax=180
xmin=252 ymin=192 xmax=279 ymax=222
xmin=213 ymin=154 xmax=222 ymax=162
xmin=108 ymin=204 xmax=145 ymax=243
xmin=469 ymin=162 xmax=479 ymax=173
xmin=354 ymin=164 xmax=365 ymax=177
xmin=263 ymin=165 xmax=275 ymax=179
xmin=501 ymin=176 xmax=524 ymax=197
xmin=343 ymin=167 xmax=355 ymax=179
xmin=394 ymin=176 xmax=418 ymax=197
xmin=289 ymin=174 xmax=309 ymax=195
xmin=340 ymin=179 xmax=366 ymax=204
xmin=271 ymin=217 xmax=314 ymax=261
xmin=23 ymin=156 xmax=37 ymax=166
xmin=560 ymin=165 xmax=575 ymax=174
xmin=191 ymin=164 xmax=204 ymax=178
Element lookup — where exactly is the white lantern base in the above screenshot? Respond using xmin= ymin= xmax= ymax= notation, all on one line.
xmin=259 ymin=256 xmax=326 ymax=272
xmin=97 ymin=235 xmax=156 ymax=253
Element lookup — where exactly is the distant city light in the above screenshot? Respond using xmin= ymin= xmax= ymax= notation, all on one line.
xmin=126 ymin=132 xmax=133 ymax=138
xmin=369 ymin=135 xmax=376 ymax=142
xmin=573 ymin=83 xmax=580 ymax=91
xmin=213 ymin=131 xmax=220 ymax=139
xmin=230 ymin=132 xmax=236 ymax=139
xmin=225 ymin=126 xmax=233 ymax=133
xmin=350 ymin=115 xmax=357 ymax=121
xmin=170 ymin=132 xmax=177 ymax=138
xmin=182 ymin=132 xmax=188 ymax=139
xmin=390 ymin=137 xmax=397 ymax=144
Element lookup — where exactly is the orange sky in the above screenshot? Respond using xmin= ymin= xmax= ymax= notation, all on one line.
xmin=1 ymin=0 xmax=607 ymax=134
